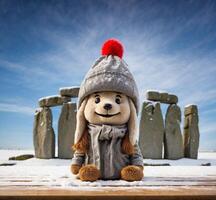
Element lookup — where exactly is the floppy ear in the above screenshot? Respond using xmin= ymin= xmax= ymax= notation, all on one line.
xmin=128 ymin=98 xmax=138 ymax=146
xmin=74 ymin=97 xmax=88 ymax=144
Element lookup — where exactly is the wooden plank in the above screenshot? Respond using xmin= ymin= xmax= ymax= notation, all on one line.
xmin=0 ymin=174 xmax=215 ymax=199
xmin=0 ymin=186 xmax=216 ymax=200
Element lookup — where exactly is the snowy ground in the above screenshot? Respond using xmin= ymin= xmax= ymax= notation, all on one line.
xmin=0 ymin=150 xmax=216 ymax=189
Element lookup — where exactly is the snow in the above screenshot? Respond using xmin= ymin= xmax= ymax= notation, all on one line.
xmin=146 ymin=89 xmax=160 ymax=93
xmin=1 ymin=150 xmax=215 ymax=166
xmin=0 ymin=150 xmax=216 ymax=189
xmin=0 ymin=150 xmax=34 ymax=160
xmin=185 ymin=104 xmax=196 ymax=108
xmin=34 ymin=108 xmax=42 ymax=114
xmin=59 ymin=86 xmax=79 ymax=90
xmin=39 ymin=95 xmax=61 ymax=101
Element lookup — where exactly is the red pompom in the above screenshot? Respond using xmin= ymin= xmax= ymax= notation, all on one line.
xmin=101 ymin=39 xmax=124 ymax=58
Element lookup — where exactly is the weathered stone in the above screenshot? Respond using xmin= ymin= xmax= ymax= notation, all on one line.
xmin=9 ymin=154 xmax=34 ymax=161
xmin=160 ymin=92 xmax=169 ymax=103
xmin=184 ymin=104 xmax=198 ymax=116
xmin=201 ymin=163 xmax=211 ymax=166
xmin=164 ymin=104 xmax=184 ymax=159
xmin=146 ymin=91 xmax=178 ymax=104
xmin=146 ymin=91 xmax=160 ymax=101
xmin=58 ymin=102 xmax=77 ymax=159
xmin=33 ymin=107 xmax=55 ymax=159
xmin=0 ymin=163 xmax=16 ymax=166
xmin=144 ymin=163 xmax=170 ymax=166
xmin=166 ymin=94 xmax=178 ymax=104
xmin=38 ymin=95 xmax=71 ymax=107
xmin=184 ymin=105 xmax=199 ymax=159
xmin=139 ymin=102 xmax=164 ymax=159
xmin=59 ymin=86 xmax=80 ymax=98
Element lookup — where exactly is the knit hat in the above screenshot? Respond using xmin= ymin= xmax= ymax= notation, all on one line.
xmin=78 ymin=39 xmax=139 ymax=113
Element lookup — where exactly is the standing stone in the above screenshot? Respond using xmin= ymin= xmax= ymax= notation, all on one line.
xmin=33 ymin=107 xmax=55 ymax=159
xmin=139 ymin=101 xmax=164 ymax=159
xmin=58 ymin=102 xmax=77 ymax=159
xmin=184 ymin=105 xmax=200 ymax=159
xmin=164 ymin=104 xmax=184 ymax=159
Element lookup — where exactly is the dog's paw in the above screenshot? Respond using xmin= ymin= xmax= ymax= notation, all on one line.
xmin=71 ymin=164 xmax=81 ymax=175
xmin=79 ymin=164 xmax=100 ymax=181
xmin=121 ymin=165 xmax=144 ymax=181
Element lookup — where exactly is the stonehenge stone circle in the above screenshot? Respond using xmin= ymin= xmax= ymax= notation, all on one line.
xmin=59 ymin=86 xmax=80 ymax=98
xmin=146 ymin=90 xmax=178 ymax=104
xmin=139 ymin=101 xmax=164 ymax=159
xmin=184 ymin=105 xmax=200 ymax=159
xmin=33 ymin=86 xmax=200 ymax=160
xmin=58 ymin=102 xmax=77 ymax=159
xmin=39 ymin=95 xmax=71 ymax=107
xmin=33 ymin=107 xmax=55 ymax=159
xmin=164 ymin=104 xmax=184 ymax=159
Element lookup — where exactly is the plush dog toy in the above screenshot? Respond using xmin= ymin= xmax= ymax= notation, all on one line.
xmin=71 ymin=39 xmax=144 ymax=181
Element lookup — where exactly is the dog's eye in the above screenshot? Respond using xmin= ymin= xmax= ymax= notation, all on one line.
xmin=95 ymin=97 xmax=100 ymax=104
xmin=115 ymin=97 xmax=121 ymax=104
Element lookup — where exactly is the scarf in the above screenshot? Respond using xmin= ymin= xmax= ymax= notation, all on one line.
xmin=87 ymin=123 xmax=127 ymax=169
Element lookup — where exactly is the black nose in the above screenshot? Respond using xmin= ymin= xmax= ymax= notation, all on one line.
xmin=103 ymin=103 xmax=112 ymax=110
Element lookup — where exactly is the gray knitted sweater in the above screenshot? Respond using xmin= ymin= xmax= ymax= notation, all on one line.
xmin=72 ymin=124 xmax=143 ymax=180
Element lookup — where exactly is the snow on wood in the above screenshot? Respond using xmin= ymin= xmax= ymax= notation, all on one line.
xmin=0 ymin=150 xmax=216 ymax=190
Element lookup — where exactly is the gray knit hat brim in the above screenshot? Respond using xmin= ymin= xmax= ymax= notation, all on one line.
xmin=78 ymin=55 xmax=139 ymax=113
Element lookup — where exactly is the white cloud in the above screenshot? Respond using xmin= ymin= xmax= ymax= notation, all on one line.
xmin=1 ymin=13 xmax=216 ymax=115
xmin=0 ymin=103 xmax=34 ymax=115
xmin=1 ymin=1 xmax=216 ymax=96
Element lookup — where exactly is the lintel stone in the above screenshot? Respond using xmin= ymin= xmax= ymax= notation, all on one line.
xmin=146 ymin=90 xmax=178 ymax=104
xmin=39 ymin=95 xmax=71 ymax=107
xmin=59 ymin=86 xmax=80 ymax=98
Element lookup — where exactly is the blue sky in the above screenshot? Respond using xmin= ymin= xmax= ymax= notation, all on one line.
xmin=0 ymin=0 xmax=216 ymax=150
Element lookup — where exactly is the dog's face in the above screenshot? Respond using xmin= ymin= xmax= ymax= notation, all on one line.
xmin=84 ymin=91 xmax=130 ymax=125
